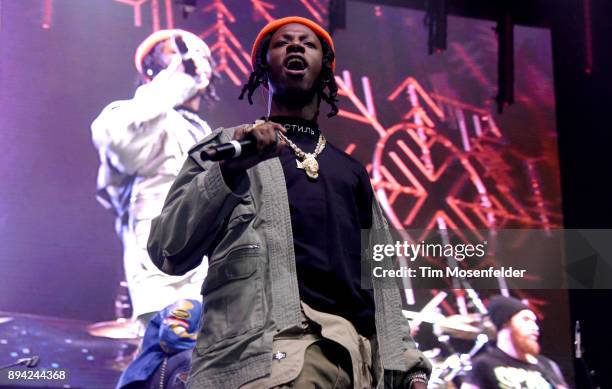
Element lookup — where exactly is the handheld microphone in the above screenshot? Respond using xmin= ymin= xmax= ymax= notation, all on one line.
xmin=174 ymin=35 xmax=197 ymax=77
xmin=1 ymin=356 xmax=40 ymax=370
xmin=200 ymin=139 xmax=257 ymax=161
xmin=575 ymin=320 xmax=582 ymax=359
xmin=17 ymin=356 xmax=40 ymax=368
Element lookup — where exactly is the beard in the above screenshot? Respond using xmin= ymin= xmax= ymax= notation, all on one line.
xmin=511 ymin=327 xmax=541 ymax=356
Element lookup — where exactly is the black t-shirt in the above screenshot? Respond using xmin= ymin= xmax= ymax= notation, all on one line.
xmin=463 ymin=346 xmax=568 ymax=389
xmin=270 ymin=116 xmax=376 ymax=337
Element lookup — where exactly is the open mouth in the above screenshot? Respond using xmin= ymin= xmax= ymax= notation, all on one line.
xmin=284 ymin=55 xmax=308 ymax=74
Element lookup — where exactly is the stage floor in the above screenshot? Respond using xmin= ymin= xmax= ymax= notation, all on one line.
xmin=0 ymin=312 xmax=137 ymax=388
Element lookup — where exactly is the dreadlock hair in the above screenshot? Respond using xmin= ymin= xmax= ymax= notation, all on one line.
xmin=238 ymin=33 xmax=339 ymax=118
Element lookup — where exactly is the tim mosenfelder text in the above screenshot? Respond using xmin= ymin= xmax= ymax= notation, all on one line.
xmin=370 ymin=240 xmax=527 ymax=280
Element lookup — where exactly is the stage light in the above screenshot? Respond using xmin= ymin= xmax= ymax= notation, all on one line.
xmin=425 ymin=0 xmax=447 ymax=55
xmin=495 ymin=11 xmax=514 ymax=113
xmin=329 ymin=0 xmax=346 ymax=34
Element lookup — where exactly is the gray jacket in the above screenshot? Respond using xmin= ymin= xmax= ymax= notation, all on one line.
xmin=148 ymin=125 xmax=431 ymax=388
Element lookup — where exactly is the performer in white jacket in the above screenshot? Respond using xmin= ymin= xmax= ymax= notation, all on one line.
xmin=91 ymin=29 xmax=214 ymax=326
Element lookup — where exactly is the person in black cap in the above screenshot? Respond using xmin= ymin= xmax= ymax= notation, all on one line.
xmin=461 ymin=295 xmax=569 ymax=389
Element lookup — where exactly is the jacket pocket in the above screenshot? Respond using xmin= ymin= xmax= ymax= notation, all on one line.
xmin=196 ymin=246 xmax=263 ymax=352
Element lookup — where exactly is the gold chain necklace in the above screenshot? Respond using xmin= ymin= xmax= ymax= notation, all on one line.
xmin=278 ymin=131 xmax=326 ymax=179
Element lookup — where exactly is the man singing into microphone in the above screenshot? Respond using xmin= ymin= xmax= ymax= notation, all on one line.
xmin=148 ymin=17 xmax=430 ymax=388
xmin=91 ymin=29 xmax=215 ymax=329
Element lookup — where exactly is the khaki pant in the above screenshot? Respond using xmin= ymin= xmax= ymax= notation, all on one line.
xmin=241 ymin=302 xmax=373 ymax=389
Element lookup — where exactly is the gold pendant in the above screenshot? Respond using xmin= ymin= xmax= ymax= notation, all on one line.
xmin=296 ymin=153 xmax=319 ymax=179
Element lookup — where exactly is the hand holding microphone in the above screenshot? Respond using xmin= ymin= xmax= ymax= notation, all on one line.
xmin=171 ymin=35 xmax=212 ymax=91
xmin=203 ymin=121 xmax=286 ymax=177
xmin=173 ymin=35 xmax=197 ymax=77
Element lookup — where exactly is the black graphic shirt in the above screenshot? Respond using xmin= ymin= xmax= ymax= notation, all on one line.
xmin=463 ymin=346 xmax=568 ymax=389
xmin=270 ymin=116 xmax=376 ymax=337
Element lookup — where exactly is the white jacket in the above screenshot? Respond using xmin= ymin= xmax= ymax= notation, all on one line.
xmin=91 ymin=69 xmax=210 ymax=320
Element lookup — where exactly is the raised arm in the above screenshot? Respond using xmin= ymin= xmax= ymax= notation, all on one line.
xmin=91 ymin=63 xmax=199 ymax=175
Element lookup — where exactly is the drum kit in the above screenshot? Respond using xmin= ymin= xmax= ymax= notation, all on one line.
xmin=86 ymin=318 xmax=141 ymax=339
xmin=86 ymin=280 xmax=141 ymax=340
xmin=88 ymin=307 xmax=492 ymax=387
xmin=403 ymin=291 xmax=496 ymax=389
xmin=86 ymin=283 xmax=495 ymax=387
